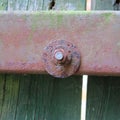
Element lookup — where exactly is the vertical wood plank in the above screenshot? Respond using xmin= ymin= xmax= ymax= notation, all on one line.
xmin=91 ymin=0 xmax=114 ymax=10
xmin=43 ymin=0 xmax=86 ymax=10
xmin=7 ymin=0 xmax=29 ymax=10
xmin=0 ymin=74 xmax=82 ymax=120
xmin=56 ymin=0 xmax=86 ymax=10
xmin=25 ymin=75 xmax=38 ymax=120
xmin=47 ymin=76 xmax=82 ymax=120
xmin=0 ymin=75 xmax=5 ymax=117
xmin=86 ymin=76 xmax=120 ymax=120
xmin=14 ymin=75 xmax=82 ymax=120
xmin=6 ymin=0 xmax=44 ymax=10
xmin=0 ymin=75 xmax=19 ymax=120
xmin=15 ymin=75 xmax=32 ymax=120
xmin=15 ymin=0 xmax=29 ymax=10
xmin=34 ymin=75 xmax=55 ymax=120
xmin=26 ymin=0 xmax=44 ymax=10
xmin=6 ymin=0 xmax=86 ymax=10
xmin=0 ymin=0 xmax=8 ymax=10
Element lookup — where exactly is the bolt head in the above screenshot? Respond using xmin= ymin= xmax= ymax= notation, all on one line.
xmin=55 ymin=51 xmax=64 ymax=61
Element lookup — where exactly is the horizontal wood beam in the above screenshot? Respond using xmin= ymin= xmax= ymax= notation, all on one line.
xmin=0 ymin=11 xmax=120 ymax=76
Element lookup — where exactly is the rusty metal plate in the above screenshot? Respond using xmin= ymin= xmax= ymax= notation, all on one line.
xmin=42 ymin=40 xmax=80 ymax=78
xmin=0 ymin=11 xmax=120 ymax=76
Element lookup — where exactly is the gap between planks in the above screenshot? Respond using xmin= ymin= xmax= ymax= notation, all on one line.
xmin=81 ymin=75 xmax=88 ymax=120
xmin=81 ymin=0 xmax=91 ymax=120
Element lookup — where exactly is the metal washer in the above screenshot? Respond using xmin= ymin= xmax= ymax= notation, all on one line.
xmin=42 ymin=40 xmax=80 ymax=78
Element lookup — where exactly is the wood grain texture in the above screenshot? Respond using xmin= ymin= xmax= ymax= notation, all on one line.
xmin=3 ymin=0 xmax=44 ymax=10
xmin=86 ymin=76 xmax=120 ymax=120
xmin=0 ymin=0 xmax=8 ymax=10
xmin=1 ymin=0 xmax=29 ymax=10
xmin=91 ymin=0 xmax=114 ymax=10
xmin=0 ymin=74 xmax=5 ymax=117
xmin=3 ymin=0 xmax=86 ymax=11
xmin=55 ymin=0 xmax=86 ymax=10
xmin=0 ymin=74 xmax=19 ymax=120
xmin=37 ymin=0 xmax=86 ymax=10
xmin=0 ymin=74 xmax=82 ymax=120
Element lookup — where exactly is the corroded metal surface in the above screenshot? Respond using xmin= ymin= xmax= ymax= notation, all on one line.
xmin=42 ymin=40 xmax=80 ymax=78
xmin=0 ymin=11 xmax=120 ymax=76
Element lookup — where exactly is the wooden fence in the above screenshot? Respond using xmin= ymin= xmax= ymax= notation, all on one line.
xmin=0 ymin=0 xmax=119 ymax=120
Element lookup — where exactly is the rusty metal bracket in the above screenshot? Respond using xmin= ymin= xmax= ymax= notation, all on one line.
xmin=0 ymin=11 xmax=120 ymax=76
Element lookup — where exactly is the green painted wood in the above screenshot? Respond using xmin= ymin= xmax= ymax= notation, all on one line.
xmin=5 ymin=0 xmax=44 ymax=10
xmin=43 ymin=0 xmax=86 ymax=10
xmin=0 ymin=74 xmax=82 ymax=120
xmin=15 ymin=75 xmax=32 ymax=120
xmin=0 ymin=0 xmax=8 ymax=10
xmin=0 ymin=74 xmax=5 ymax=117
xmin=56 ymin=0 xmax=86 ymax=10
xmin=5 ymin=0 xmax=86 ymax=11
xmin=0 ymin=75 xmax=19 ymax=120
xmin=91 ymin=0 xmax=114 ymax=10
xmin=86 ymin=76 xmax=120 ymax=120
xmin=47 ymin=76 xmax=82 ymax=120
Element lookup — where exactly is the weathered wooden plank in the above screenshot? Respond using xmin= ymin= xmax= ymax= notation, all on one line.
xmin=86 ymin=76 xmax=120 ymax=120
xmin=91 ymin=0 xmax=115 ymax=10
xmin=0 ymin=69 xmax=82 ymax=120
xmin=16 ymin=75 xmax=37 ymax=120
xmin=34 ymin=75 xmax=55 ymax=120
xmin=2 ymin=0 xmax=86 ymax=11
xmin=0 ymin=0 xmax=8 ymax=10
xmin=55 ymin=0 xmax=86 ymax=10
xmin=24 ymin=75 xmax=38 ymax=120
xmin=6 ymin=0 xmax=86 ymax=11
xmin=47 ymin=76 xmax=82 ymax=120
xmin=6 ymin=0 xmax=29 ymax=10
xmin=43 ymin=0 xmax=86 ymax=10
xmin=13 ymin=75 xmax=82 ymax=120
xmin=0 ymin=74 xmax=19 ymax=120
xmin=6 ymin=0 xmax=44 ymax=10
xmin=26 ymin=0 xmax=44 ymax=11
xmin=0 ymin=75 xmax=5 ymax=117
xmin=15 ymin=0 xmax=29 ymax=10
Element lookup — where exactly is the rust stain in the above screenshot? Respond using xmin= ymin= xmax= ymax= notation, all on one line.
xmin=42 ymin=40 xmax=80 ymax=78
xmin=0 ymin=11 xmax=119 ymax=76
